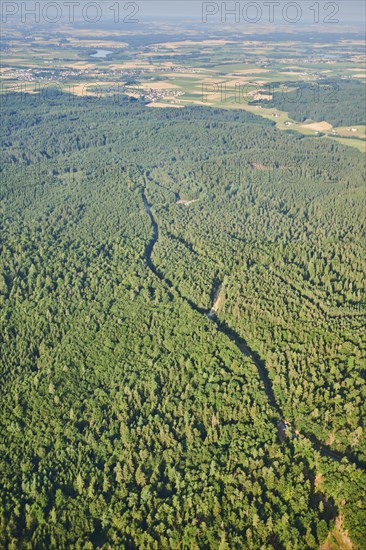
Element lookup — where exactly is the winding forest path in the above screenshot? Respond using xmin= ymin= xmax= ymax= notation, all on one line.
xmin=141 ymin=187 xmax=365 ymax=471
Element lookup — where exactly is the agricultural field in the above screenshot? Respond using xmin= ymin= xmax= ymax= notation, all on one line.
xmin=2 ymin=24 xmax=365 ymax=119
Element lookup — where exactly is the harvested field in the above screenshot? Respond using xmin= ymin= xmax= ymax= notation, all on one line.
xmin=301 ymin=121 xmax=333 ymax=131
xmin=147 ymin=102 xmax=183 ymax=108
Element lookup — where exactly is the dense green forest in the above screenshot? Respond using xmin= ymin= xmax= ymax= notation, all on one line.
xmin=0 ymin=93 xmax=365 ymax=548
xmin=251 ymin=79 xmax=366 ymax=127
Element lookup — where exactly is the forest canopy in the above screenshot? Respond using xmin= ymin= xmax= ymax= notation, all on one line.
xmin=0 ymin=92 xmax=365 ymax=548
xmin=251 ymin=79 xmax=366 ymax=127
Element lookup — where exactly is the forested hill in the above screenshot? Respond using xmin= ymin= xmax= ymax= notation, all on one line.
xmin=251 ymin=79 xmax=366 ymax=127
xmin=0 ymin=93 xmax=365 ymax=548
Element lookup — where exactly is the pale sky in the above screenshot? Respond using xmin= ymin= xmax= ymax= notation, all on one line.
xmin=4 ymin=1 xmax=365 ymax=28
xmin=142 ymin=0 xmax=364 ymax=22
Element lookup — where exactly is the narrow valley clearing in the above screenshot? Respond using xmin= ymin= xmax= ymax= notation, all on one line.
xmin=141 ymin=184 xmax=365 ymax=472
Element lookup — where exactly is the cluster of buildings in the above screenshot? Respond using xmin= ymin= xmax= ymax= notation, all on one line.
xmin=2 ymin=67 xmax=109 ymax=82
xmin=142 ymin=88 xmax=185 ymax=102
xmin=165 ymin=66 xmax=201 ymax=74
